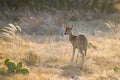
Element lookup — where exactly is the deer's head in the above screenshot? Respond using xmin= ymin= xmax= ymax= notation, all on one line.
xmin=62 ymin=24 xmax=73 ymax=35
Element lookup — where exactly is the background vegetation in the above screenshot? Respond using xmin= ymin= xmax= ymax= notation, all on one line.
xmin=0 ymin=0 xmax=120 ymax=35
xmin=0 ymin=0 xmax=120 ymax=13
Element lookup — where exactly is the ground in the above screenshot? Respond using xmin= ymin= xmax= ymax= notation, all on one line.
xmin=0 ymin=35 xmax=120 ymax=80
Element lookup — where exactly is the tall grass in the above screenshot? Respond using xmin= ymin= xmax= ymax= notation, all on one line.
xmin=0 ymin=36 xmax=120 ymax=80
xmin=0 ymin=23 xmax=22 ymax=40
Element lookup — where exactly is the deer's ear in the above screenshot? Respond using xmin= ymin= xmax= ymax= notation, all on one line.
xmin=71 ymin=25 xmax=73 ymax=29
xmin=62 ymin=24 xmax=67 ymax=29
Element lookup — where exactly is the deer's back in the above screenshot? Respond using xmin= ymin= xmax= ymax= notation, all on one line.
xmin=77 ymin=34 xmax=87 ymax=47
xmin=70 ymin=34 xmax=87 ymax=49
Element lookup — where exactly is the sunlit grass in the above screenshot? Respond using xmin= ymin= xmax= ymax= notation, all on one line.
xmin=0 ymin=36 xmax=120 ymax=80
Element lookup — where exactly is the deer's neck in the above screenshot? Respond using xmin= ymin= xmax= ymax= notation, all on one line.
xmin=68 ymin=33 xmax=76 ymax=42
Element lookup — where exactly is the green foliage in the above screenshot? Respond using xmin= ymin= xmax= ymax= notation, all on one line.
xmin=4 ymin=59 xmax=16 ymax=73
xmin=19 ymin=68 xmax=29 ymax=74
xmin=4 ymin=59 xmax=29 ymax=74
xmin=4 ymin=58 xmax=10 ymax=65
xmin=16 ymin=61 xmax=23 ymax=73
xmin=7 ymin=62 xmax=16 ymax=72
xmin=113 ymin=66 xmax=120 ymax=73
xmin=16 ymin=61 xmax=29 ymax=74
xmin=17 ymin=61 xmax=23 ymax=69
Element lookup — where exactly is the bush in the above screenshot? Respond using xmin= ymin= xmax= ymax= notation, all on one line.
xmin=25 ymin=50 xmax=40 ymax=66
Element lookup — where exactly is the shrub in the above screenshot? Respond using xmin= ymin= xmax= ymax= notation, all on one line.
xmin=25 ymin=50 xmax=40 ymax=66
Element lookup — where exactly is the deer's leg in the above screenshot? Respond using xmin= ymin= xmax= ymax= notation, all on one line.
xmin=71 ymin=48 xmax=75 ymax=63
xmin=84 ymin=43 xmax=87 ymax=56
xmin=81 ymin=52 xmax=85 ymax=65
xmin=75 ymin=52 xmax=79 ymax=63
xmin=79 ymin=49 xmax=85 ymax=68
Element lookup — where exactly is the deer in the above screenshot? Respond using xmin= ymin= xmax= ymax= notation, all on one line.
xmin=63 ymin=24 xmax=88 ymax=67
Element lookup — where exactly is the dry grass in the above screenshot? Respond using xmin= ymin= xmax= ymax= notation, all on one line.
xmin=0 ymin=35 xmax=120 ymax=80
xmin=0 ymin=23 xmax=22 ymax=40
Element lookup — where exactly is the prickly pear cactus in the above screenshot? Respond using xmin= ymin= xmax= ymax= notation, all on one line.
xmin=20 ymin=68 xmax=29 ymax=74
xmin=4 ymin=59 xmax=16 ymax=73
xmin=4 ymin=58 xmax=10 ymax=65
xmin=16 ymin=61 xmax=23 ymax=73
xmin=4 ymin=58 xmax=29 ymax=74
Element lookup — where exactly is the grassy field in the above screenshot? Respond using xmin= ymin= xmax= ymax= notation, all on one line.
xmin=0 ymin=12 xmax=120 ymax=79
xmin=0 ymin=35 xmax=120 ymax=80
xmin=0 ymin=2 xmax=120 ymax=78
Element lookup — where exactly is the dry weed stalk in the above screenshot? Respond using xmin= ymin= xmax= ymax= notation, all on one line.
xmin=0 ymin=23 xmax=22 ymax=40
